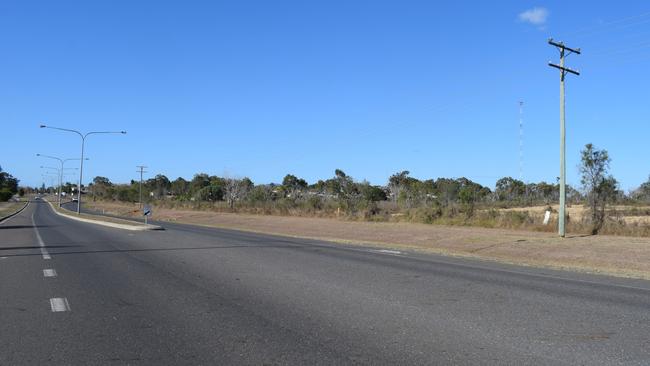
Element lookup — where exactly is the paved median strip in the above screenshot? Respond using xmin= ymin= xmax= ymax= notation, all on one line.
xmin=44 ymin=198 xmax=163 ymax=231
xmin=49 ymin=297 xmax=70 ymax=312
xmin=43 ymin=269 xmax=57 ymax=278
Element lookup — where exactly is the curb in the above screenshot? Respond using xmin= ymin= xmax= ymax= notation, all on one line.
xmin=43 ymin=198 xmax=163 ymax=231
xmin=0 ymin=200 xmax=30 ymax=224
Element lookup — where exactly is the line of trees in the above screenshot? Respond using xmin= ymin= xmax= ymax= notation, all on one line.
xmin=26 ymin=143 xmax=650 ymax=236
xmin=81 ymin=143 xmax=642 ymax=234
xmin=85 ymin=169 xmax=586 ymax=213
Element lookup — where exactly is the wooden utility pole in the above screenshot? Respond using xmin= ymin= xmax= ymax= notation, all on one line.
xmin=136 ymin=165 xmax=147 ymax=209
xmin=548 ymin=38 xmax=580 ymax=237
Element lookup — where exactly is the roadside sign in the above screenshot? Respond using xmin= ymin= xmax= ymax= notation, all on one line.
xmin=143 ymin=204 xmax=152 ymax=225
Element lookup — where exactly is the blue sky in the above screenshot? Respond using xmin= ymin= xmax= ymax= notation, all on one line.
xmin=2 ymin=1 xmax=650 ymax=191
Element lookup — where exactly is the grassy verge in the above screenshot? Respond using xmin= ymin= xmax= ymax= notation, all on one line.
xmin=82 ymin=199 xmax=650 ymax=280
xmin=0 ymin=200 xmax=28 ymax=219
xmin=84 ymin=198 xmax=650 ymax=238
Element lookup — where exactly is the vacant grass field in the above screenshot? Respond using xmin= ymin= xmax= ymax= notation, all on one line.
xmin=497 ymin=204 xmax=650 ymax=225
xmin=81 ymin=199 xmax=650 ymax=280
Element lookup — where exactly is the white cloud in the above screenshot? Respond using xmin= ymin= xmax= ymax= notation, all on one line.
xmin=518 ymin=7 xmax=549 ymax=26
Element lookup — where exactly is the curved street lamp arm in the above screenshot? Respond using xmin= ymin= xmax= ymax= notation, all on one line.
xmin=84 ymin=131 xmax=127 ymax=138
xmin=36 ymin=154 xmax=64 ymax=163
xmin=39 ymin=125 xmax=84 ymax=139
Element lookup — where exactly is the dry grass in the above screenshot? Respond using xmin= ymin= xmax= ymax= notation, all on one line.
xmin=495 ymin=204 xmax=650 ymax=225
xmin=0 ymin=200 xmax=28 ymax=218
xmin=83 ymin=200 xmax=650 ymax=280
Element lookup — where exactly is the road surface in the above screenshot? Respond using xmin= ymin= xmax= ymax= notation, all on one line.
xmin=1 ymin=199 xmax=650 ymax=365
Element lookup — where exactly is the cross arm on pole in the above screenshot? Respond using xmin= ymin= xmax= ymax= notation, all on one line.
xmin=548 ymin=38 xmax=581 ymax=55
xmin=548 ymin=62 xmax=580 ymax=76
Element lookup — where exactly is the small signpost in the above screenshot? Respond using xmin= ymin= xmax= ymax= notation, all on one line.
xmin=143 ymin=204 xmax=152 ymax=225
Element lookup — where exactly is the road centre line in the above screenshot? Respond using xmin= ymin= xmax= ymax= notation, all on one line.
xmin=49 ymin=298 xmax=70 ymax=312
xmin=31 ymin=212 xmax=51 ymax=260
xmin=43 ymin=269 xmax=57 ymax=277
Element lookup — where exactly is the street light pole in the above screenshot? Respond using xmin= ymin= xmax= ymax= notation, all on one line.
xmin=41 ymin=167 xmax=78 ymax=201
xmin=39 ymin=125 xmax=126 ymax=214
xmin=37 ymin=154 xmax=86 ymax=207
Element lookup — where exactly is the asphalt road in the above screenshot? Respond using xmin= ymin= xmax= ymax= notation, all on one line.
xmin=2 ymin=199 xmax=650 ymax=365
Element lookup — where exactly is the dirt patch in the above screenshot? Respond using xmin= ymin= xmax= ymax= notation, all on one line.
xmin=84 ymin=200 xmax=650 ymax=280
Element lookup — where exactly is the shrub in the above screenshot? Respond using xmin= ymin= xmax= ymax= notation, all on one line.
xmin=0 ymin=188 xmax=13 ymax=202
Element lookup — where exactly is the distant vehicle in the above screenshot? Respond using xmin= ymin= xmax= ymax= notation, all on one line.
xmin=72 ymin=197 xmax=78 ymax=202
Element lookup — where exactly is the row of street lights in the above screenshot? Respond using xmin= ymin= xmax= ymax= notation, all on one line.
xmin=40 ymin=168 xmax=77 ymax=202
xmin=37 ymin=155 xmax=83 ymax=207
xmin=38 ymin=125 xmax=126 ymax=214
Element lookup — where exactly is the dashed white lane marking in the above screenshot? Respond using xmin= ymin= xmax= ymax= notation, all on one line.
xmin=31 ymin=212 xmax=51 ymax=260
xmin=371 ymin=249 xmax=402 ymax=255
xmin=49 ymin=298 xmax=70 ymax=312
xmin=43 ymin=269 xmax=57 ymax=278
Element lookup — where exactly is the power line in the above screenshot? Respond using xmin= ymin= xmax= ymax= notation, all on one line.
xmin=562 ymin=10 xmax=650 ymax=39
xmin=590 ymin=40 xmax=650 ymax=57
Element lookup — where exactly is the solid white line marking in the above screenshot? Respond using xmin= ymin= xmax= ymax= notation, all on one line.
xmin=31 ymin=212 xmax=51 ymax=260
xmin=49 ymin=298 xmax=70 ymax=312
xmin=43 ymin=269 xmax=57 ymax=278
xmin=374 ymin=249 xmax=402 ymax=255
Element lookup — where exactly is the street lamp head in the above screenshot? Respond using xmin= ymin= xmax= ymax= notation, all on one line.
xmin=39 ymin=124 xmax=46 ymax=128
xmin=36 ymin=153 xmax=41 ymax=156
xmin=121 ymin=131 xmax=127 ymax=134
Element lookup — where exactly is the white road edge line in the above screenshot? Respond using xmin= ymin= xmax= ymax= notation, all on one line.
xmin=43 ymin=269 xmax=57 ymax=278
xmin=371 ymin=249 xmax=402 ymax=255
xmin=32 ymin=212 xmax=51 ymax=260
xmin=49 ymin=298 xmax=70 ymax=312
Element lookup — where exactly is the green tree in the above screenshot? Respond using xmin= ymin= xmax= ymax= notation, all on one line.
xmin=282 ymin=174 xmax=308 ymax=198
xmin=189 ymin=173 xmax=211 ymax=196
xmin=388 ymin=171 xmax=411 ymax=202
xmin=145 ymin=174 xmax=171 ymax=199
xmin=580 ymin=143 xmax=618 ymax=234
xmin=633 ymin=176 xmax=650 ymax=202
xmin=359 ymin=182 xmax=387 ymax=202
xmin=434 ymin=178 xmax=461 ymax=206
xmin=0 ymin=166 xmax=19 ymax=199
xmin=91 ymin=176 xmax=112 ymax=199
xmin=495 ymin=177 xmax=526 ymax=202
xmin=170 ymin=177 xmax=190 ymax=198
